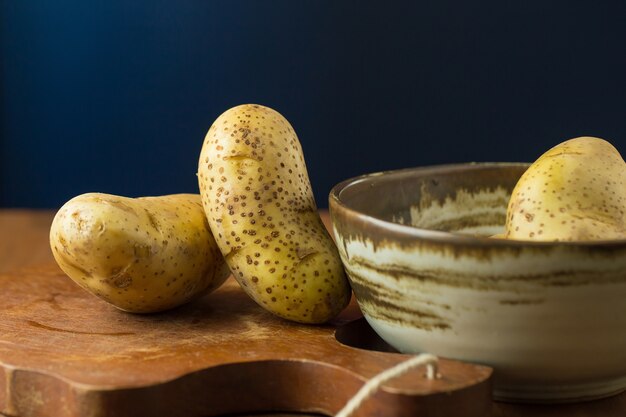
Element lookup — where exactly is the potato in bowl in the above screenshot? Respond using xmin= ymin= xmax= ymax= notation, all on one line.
xmin=329 ymin=162 xmax=626 ymax=403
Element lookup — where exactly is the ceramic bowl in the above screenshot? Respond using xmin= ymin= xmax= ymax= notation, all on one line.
xmin=329 ymin=163 xmax=626 ymax=403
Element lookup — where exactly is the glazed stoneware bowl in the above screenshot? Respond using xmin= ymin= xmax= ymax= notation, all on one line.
xmin=329 ymin=163 xmax=626 ymax=403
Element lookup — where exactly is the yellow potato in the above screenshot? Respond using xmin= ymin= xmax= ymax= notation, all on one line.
xmin=50 ymin=193 xmax=230 ymax=312
xmin=198 ymin=104 xmax=351 ymax=323
xmin=504 ymin=137 xmax=626 ymax=241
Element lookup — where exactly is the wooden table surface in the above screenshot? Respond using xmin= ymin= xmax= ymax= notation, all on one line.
xmin=0 ymin=209 xmax=624 ymax=417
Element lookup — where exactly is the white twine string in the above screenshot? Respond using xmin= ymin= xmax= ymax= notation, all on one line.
xmin=335 ymin=354 xmax=440 ymax=417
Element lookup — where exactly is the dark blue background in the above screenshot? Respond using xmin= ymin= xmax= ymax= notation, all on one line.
xmin=2 ymin=1 xmax=626 ymax=208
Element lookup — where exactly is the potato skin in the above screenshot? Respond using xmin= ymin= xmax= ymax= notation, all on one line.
xmin=505 ymin=137 xmax=626 ymax=241
xmin=49 ymin=193 xmax=230 ymax=313
xmin=198 ymin=104 xmax=351 ymax=323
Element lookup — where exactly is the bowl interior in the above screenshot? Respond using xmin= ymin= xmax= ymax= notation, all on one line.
xmin=334 ymin=163 xmax=529 ymax=236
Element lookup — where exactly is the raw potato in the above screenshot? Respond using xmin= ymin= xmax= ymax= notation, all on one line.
xmin=198 ymin=104 xmax=351 ymax=323
xmin=50 ymin=193 xmax=230 ymax=313
xmin=504 ymin=137 xmax=626 ymax=241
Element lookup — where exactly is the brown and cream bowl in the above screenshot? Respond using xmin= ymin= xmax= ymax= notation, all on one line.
xmin=329 ymin=163 xmax=626 ymax=403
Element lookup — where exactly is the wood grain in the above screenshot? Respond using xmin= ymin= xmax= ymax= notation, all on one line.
xmin=0 ymin=209 xmax=624 ymax=417
xmin=0 ymin=264 xmax=492 ymax=417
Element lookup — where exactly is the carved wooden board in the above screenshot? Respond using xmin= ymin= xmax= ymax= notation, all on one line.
xmin=0 ymin=264 xmax=492 ymax=417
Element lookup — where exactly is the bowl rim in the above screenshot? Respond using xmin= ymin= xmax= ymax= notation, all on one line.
xmin=329 ymin=162 xmax=626 ymax=248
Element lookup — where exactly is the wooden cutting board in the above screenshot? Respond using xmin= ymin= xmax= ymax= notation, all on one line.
xmin=0 ymin=263 xmax=492 ymax=417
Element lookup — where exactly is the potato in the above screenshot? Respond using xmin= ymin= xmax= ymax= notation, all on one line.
xmin=49 ymin=193 xmax=230 ymax=313
xmin=198 ymin=104 xmax=351 ymax=323
xmin=504 ymin=137 xmax=626 ymax=241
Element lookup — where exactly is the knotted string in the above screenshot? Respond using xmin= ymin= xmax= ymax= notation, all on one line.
xmin=335 ymin=353 xmax=440 ymax=417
